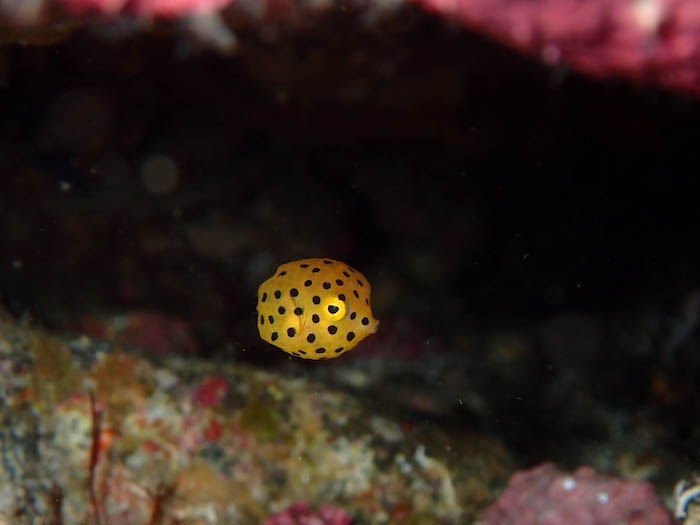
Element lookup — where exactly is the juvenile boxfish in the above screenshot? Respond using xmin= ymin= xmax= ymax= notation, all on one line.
xmin=257 ymin=258 xmax=379 ymax=360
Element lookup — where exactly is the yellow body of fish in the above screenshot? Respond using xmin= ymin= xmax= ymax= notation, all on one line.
xmin=257 ymin=258 xmax=379 ymax=360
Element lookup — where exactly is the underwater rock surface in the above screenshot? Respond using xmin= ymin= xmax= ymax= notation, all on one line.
xmin=2 ymin=0 xmax=700 ymax=95
xmin=0 ymin=312 xmax=513 ymax=523
xmin=482 ymin=462 xmax=672 ymax=525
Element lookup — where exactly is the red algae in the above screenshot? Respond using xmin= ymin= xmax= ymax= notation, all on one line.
xmin=205 ymin=418 xmax=223 ymax=441
xmin=193 ymin=376 xmax=229 ymax=408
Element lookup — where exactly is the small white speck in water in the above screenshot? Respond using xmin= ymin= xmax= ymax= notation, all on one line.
xmin=562 ymin=477 xmax=576 ymax=491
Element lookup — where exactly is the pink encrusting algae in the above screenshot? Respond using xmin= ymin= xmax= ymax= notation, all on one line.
xmin=264 ymin=501 xmax=352 ymax=525
xmin=481 ymin=462 xmax=672 ymax=524
xmin=5 ymin=0 xmax=700 ymax=95
xmin=415 ymin=0 xmax=700 ymax=95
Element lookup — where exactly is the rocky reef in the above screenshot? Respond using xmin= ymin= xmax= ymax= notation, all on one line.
xmin=0 ymin=313 xmax=513 ymax=523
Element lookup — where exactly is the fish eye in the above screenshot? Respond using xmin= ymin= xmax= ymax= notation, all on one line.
xmin=322 ymin=296 xmax=346 ymax=321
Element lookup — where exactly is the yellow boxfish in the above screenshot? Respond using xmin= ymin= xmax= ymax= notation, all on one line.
xmin=257 ymin=258 xmax=379 ymax=360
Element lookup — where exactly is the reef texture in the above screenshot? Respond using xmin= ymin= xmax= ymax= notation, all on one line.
xmin=482 ymin=462 xmax=673 ymax=525
xmin=419 ymin=0 xmax=700 ymax=96
xmin=0 ymin=312 xmax=512 ymax=523
xmin=2 ymin=0 xmax=700 ymax=95
xmin=264 ymin=501 xmax=351 ymax=525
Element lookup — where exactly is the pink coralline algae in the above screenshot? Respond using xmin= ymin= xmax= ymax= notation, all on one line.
xmin=481 ymin=462 xmax=673 ymax=525
xmin=5 ymin=0 xmax=700 ymax=95
xmin=193 ymin=376 xmax=229 ymax=407
xmin=56 ymin=0 xmax=233 ymax=16
xmin=264 ymin=502 xmax=352 ymax=525
xmin=416 ymin=0 xmax=700 ymax=95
